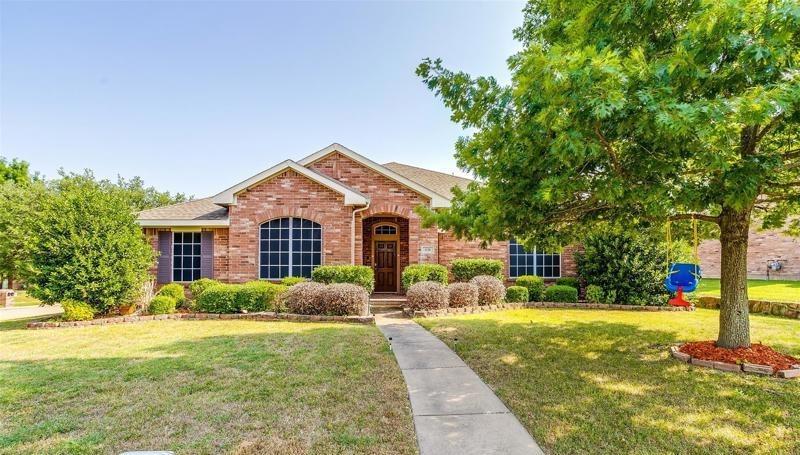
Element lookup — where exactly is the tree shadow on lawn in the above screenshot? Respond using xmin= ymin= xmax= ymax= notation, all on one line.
xmin=425 ymin=316 xmax=800 ymax=455
xmin=0 ymin=322 xmax=415 ymax=455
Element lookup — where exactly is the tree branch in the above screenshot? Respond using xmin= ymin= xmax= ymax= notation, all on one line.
xmin=668 ymin=213 xmax=721 ymax=224
xmin=593 ymin=123 xmax=625 ymax=176
xmin=755 ymin=112 xmax=784 ymax=143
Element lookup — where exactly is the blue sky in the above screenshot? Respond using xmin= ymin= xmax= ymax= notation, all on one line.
xmin=1 ymin=1 xmax=524 ymax=197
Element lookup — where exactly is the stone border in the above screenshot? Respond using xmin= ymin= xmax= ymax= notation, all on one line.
xmin=407 ymin=301 xmax=694 ymax=318
xmin=26 ymin=311 xmax=374 ymax=329
xmin=696 ymin=296 xmax=800 ymax=319
xmin=669 ymin=345 xmax=800 ymax=379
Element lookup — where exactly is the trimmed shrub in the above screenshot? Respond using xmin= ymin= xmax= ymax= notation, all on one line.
xmin=282 ymin=282 xmax=327 ymax=315
xmin=470 ymin=275 xmax=505 ymax=305
xmin=402 ymin=264 xmax=448 ymax=290
xmin=555 ymin=277 xmax=580 ymax=290
xmin=157 ymin=283 xmax=186 ymax=308
xmin=196 ymin=284 xmax=240 ymax=313
xmin=149 ymin=295 xmax=176 ymax=314
xmin=505 ymin=286 xmax=529 ymax=303
xmin=515 ymin=275 xmax=545 ymax=301
xmin=312 ymin=265 xmax=375 ymax=293
xmin=447 ymin=282 xmax=479 ymax=308
xmin=281 ymin=276 xmax=307 ymax=286
xmin=321 ymin=283 xmax=369 ymax=316
xmin=407 ymin=281 xmax=449 ymax=311
xmin=451 ymin=259 xmax=504 ymax=281
xmin=602 ymin=289 xmax=617 ymax=305
xmin=576 ymin=229 xmax=669 ymax=305
xmin=189 ymin=278 xmax=220 ymax=297
xmin=236 ymin=281 xmax=288 ymax=312
xmin=544 ymin=285 xmax=578 ymax=303
xmin=62 ymin=300 xmax=94 ymax=321
xmin=585 ymin=285 xmax=604 ymax=304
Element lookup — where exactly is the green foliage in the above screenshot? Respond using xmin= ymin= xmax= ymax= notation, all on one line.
xmin=281 ymin=276 xmax=307 ymax=286
xmin=585 ymin=285 xmax=604 ymax=304
xmin=544 ymin=285 xmax=578 ymax=303
xmin=577 ymin=229 xmax=668 ymax=305
xmin=157 ymin=283 xmax=186 ymax=307
xmin=61 ymin=300 xmax=95 ymax=321
xmin=450 ymin=259 xmax=503 ymax=281
xmin=23 ymin=172 xmax=154 ymax=314
xmin=0 ymin=157 xmax=34 ymax=185
xmin=602 ymin=289 xmax=618 ymax=305
xmin=195 ymin=284 xmax=239 ymax=313
xmin=235 ymin=281 xmax=288 ymax=312
xmin=311 ymin=265 xmax=375 ymax=293
xmin=401 ymin=264 xmax=449 ymax=290
xmin=505 ymin=286 xmax=529 ymax=303
xmin=555 ymin=277 xmax=580 ymax=290
xmin=515 ymin=275 xmax=545 ymax=302
xmin=148 ymin=295 xmax=176 ymax=315
xmin=114 ymin=175 xmax=190 ymax=211
xmin=189 ymin=278 xmax=220 ymax=297
xmin=0 ymin=180 xmax=45 ymax=284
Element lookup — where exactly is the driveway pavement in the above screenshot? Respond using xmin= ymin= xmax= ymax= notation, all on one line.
xmin=376 ymin=313 xmax=543 ymax=455
xmin=0 ymin=304 xmax=62 ymax=322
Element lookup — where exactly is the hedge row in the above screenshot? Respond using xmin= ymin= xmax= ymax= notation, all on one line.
xmin=406 ymin=275 xmax=506 ymax=311
xmin=196 ymin=281 xmax=288 ymax=313
xmin=401 ymin=264 xmax=448 ymax=289
xmin=450 ymin=259 xmax=504 ymax=281
xmin=281 ymin=282 xmax=368 ymax=316
xmin=311 ymin=265 xmax=375 ymax=293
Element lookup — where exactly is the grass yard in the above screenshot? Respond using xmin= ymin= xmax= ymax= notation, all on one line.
xmin=696 ymin=278 xmax=800 ymax=303
xmin=6 ymin=291 xmax=43 ymax=307
xmin=0 ymin=318 xmax=416 ymax=455
xmin=418 ymin=309 xmax=800 ymax=455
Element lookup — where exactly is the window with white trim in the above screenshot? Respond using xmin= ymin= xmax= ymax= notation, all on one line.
xmin=173 ymin=232 xmax=201 ymax=282
xmin=259 ymin=217 xmax=322 ymax=279
xmin=509 ymin=240 xmax=561 ymax=279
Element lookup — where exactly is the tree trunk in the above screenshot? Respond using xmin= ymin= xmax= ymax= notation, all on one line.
xmin=716 ymin=207 xmax=751 ymax=349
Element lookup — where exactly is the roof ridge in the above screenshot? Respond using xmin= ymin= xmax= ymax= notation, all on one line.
xmin=137 ymin=196 xmax=209 ymax=215
xmin=383 ymin=161 xmax=474 ymax=182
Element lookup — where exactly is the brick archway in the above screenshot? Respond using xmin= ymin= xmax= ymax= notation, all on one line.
xmin=363 ymin=215 xmax=409 ymax=293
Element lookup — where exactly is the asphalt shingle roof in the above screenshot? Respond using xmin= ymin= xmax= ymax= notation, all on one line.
xmin=137 ymin=198 xmax=229 ymax=220
xmin=382 ymin=162 xmax=473 ymax=198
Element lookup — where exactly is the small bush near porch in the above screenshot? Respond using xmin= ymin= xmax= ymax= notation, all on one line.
xmin=418 ymin=309 xmax=800 ymax=454
xmin=0 ymin=319 xmax=415 ymax=454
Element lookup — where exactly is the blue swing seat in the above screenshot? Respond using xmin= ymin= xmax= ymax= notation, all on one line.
xmin=664 ymin=263 xmax=701 ymax=293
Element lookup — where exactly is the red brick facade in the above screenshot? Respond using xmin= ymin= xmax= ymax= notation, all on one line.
xmin=699 ymin=229 xmax=800 ymax=280
xmin=142 ymin=149 xmax=581 ymax=287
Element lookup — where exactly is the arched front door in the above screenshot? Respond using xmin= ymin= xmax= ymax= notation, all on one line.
xmin=372 ymin=223 xmax=399 ymax=292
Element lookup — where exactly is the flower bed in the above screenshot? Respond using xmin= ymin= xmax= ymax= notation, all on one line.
xmin=670 ymin=342 xmax=800 ymax=379
xmin=27 ymin=311 xmax=374 ymax=329
xmin=406 ymin=301 xmax=694 ymax=318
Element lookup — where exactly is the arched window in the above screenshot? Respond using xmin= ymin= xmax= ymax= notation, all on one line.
xmin=260 ymin=217 xmax=321 ymax=279
xmin=374 ymin=224 xmax=397 ymax=235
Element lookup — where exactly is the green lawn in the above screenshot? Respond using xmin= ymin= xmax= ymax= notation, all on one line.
xmin=7 ymin=291 xmax=43 ymax=307
xmin=0 ymin=318 xmax=416 ymax=454
xmin=418 ymin=309 xmax=800 ymax=455
xmin=696 ymin=278 xmax=800 ymax=303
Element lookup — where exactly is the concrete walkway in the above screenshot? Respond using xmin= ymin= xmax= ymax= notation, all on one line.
xmin=0 ymin=304 xmax=62 ymax=322
xmin=376 ymin=314 xmax=543 ymax=455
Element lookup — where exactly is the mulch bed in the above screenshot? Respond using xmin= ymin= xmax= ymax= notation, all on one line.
xmin=680 ymin=341 xmax=799 ymax=371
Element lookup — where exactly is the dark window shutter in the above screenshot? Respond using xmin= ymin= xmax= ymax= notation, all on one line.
xmin=200 ymin=231 xmax=214 ymax=278
xmin=157 ymin=231 xmax=173 ymax=284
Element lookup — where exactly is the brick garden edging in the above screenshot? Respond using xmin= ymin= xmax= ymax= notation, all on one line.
xmin=26 ymin=311 xmax=374 ymax=330
xmin=696 ymin=296 xmax=800 ymax=319
xmin=406 ymin=301 xmax=695 ymax=318
xmin=669 ymin=345 xmax=800 ymax=379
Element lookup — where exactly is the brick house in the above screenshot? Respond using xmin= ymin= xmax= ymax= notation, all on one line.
xmin=699 ymin=229 xmax=800 ymax=280
xmin=137 ymin=143 xmax=578 ymax=292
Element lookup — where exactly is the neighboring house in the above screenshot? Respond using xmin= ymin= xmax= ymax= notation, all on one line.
xmin=699 ymin=229 xmax=800 ymax=280
xmin=137 ymin=143 xmax=579 ymax=292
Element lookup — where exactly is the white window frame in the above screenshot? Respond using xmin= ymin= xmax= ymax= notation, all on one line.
xmin=508 ymin=240 xmax=562 ymax=280
xmin=172 ymin=231 xmax=202 ymax=283
xmin=258 ymin=217 xmax=323 ymax=280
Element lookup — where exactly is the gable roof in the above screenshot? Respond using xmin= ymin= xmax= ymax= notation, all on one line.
xmin=210 ymin=159 xmax=369 ymax=206
xmin=297 ymin=143 xmax=452 ymax=208
xmin=383 ymin=162 xmax=473 ymax=199
xmin=137 ymin=198 xmax=230 ymax=227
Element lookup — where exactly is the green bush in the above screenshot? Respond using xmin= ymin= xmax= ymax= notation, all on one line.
xmin=235 ymin=281 xmax=288 ymax=312
xmin=505 ymin=286 xmax=529 ymax=303
xmin=281 ymin=276 xmax=307 ymax=286
xmin=555 ymin=277 xmax=580 ymax=290
xmin=515 ymin=275 xmax=545 ymax=301
xmin=62 ymin=300 xmax=95 ymax=321
xmin=189 ymin=278 xmax=220 ymax=297
xmin=544 ymin=285 xmax=578 ymax=303
xmin=451 ymin=259 xmax=504 ymax=281
xmin=585 ymin=284 xmax=604 ymax=304
xmin=149 ymin=295 xmax=176 ymax=314
xmin=311 ymin=265 xmax=375 ymax=293
xmin=602 ymin=289 xmax=617 ymax=305
xmin=196 ymin=284 xmax=240 ymax=313
xmin=576 ymin=229 xmax=669 ymax=305
xmin=157 ymin=283 xmax=186 ymax=307
xmin=402 ymin=264 xmax=448 ymax=289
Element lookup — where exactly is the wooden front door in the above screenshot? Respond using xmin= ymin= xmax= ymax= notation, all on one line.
xmin=374 ymin=241 xmax=397 ymax=292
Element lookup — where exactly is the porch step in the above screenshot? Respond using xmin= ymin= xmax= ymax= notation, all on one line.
xmin=369 ymin=295 xmax=407 ymax=312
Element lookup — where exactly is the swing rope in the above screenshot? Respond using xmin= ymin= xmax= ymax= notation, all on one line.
xmin=666 ymin=215 xmax=701 ymax=272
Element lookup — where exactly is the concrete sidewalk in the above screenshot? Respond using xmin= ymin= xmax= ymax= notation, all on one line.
xmin=376 ymin=314 xmax=543 ymax=455
xmin=0 ymin=304 xmax=62 ymax=322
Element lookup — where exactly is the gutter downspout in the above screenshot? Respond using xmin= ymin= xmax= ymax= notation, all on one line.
xmin=351 ymin=201 xmax=371 ymax=265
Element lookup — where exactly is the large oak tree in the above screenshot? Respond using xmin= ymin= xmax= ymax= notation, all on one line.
xmin=418 ymin=0 xmax=800 ymax=348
